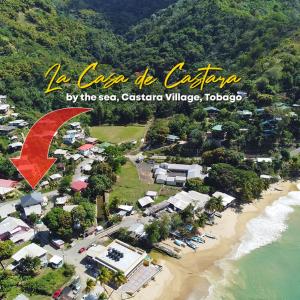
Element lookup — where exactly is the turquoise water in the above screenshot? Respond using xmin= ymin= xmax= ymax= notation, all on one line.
xmin=207 ymin=191 xmax=300 ymax=300
xmin=227 ymin=207 xmax=300 ymax=300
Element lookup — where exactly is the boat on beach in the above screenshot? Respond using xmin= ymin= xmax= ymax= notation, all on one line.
xmin=186 ymin=240 xmax=198 ymax=250
xmin=205 ymin=233 xmax=217 ymax=239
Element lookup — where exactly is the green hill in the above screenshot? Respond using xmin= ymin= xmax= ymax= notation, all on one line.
xmin=0 ymin=0 xmax=299 ymax=119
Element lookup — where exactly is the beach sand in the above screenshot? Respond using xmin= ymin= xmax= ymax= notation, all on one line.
xmin=127 ymin=180 xmax=297 ymax=300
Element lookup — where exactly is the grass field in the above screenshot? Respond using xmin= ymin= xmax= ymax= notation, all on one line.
xmin=90 ymin=125 xmax=147 ymax=144
xmin=110 ymin=161 xmax=161 ymax=204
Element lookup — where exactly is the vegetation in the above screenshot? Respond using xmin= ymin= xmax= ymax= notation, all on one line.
xmin=90 ymin=125 xmax=147 ymax=144
xmin=207 ymin=163 xmax=265 ymax=203
xmin=0 ymin=240 xmax=14 ymax=269
xmin=0 ymin=264 xmax=74 ymax=299
xmin=110 ymin=161 xmax=160 ymax=204
xmin=43 ymin=202 xmax=95 ymax=240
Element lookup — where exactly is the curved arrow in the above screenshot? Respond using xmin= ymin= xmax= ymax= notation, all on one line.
xmin=10 ymin=107 xmax=92 ymax=189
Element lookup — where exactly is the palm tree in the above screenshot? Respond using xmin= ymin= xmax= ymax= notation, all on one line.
xmin=85 ymin=278 xmax=96 ymax=293
xmin=108 ymin=271 xmax=127 ymax=299
xmin=205 ymin=196 xmax=224 ymax=212
xmin=97 ymin=267 xmax=113 ymax=294
xmin=112 ymin=271 xmax=127 ymax=288
xmin=196 ymin=213 xmax=208 ymax=228
xmin=98 ymin=293 xmax=108 ymax=300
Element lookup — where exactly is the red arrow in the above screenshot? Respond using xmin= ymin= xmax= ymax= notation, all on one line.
xmin=10 ymin=107 xmax=92 ymax=189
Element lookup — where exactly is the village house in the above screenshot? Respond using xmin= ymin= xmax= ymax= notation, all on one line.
xmin=0 ymin=217 xmax=34 ymax=243
xmin=49 ymin=255 xmax=64 ymax=269
xmin=204 ymin=106 xmax=220 ymax=117
xmin=118 ymin=205 xmax=134 ymax=216
xmin=9 ymin=243 xmax=48 ymax=270
xmin=63 ymin=134 xmax=76 ymax=145
xmin=212 ymin=191 xmax=236 ymax=208
xmin=0 ymin=103 xmax=10 ymax=114
xmin=20 ymin=192 xmax=47 ymax=218
xmin=71 ymin=180 xmax=88 ymax=193
xmin=138 ymin=196 xmax=154 ymax=209
xmin=85 ymin=137 xmax=98 ymax=144
xmin=0 ymin=125 xmax=16 ymax=135
xmin=78 ymin=144 xmax=94 ymax=156
xmin=54 ymin=149 xmax=68 ymax=157
xmin=8 ymin=141 xmax=23 ymax=152
xmin=0 ymin=203 xmax=16 ymax=219
xmin=0 ymin=179 xmax=19 ymax=199
xmin=8 ymin=119 xmax=28 ymax=128
xmin=49 ymin=173 xmax=62 ymax=182
xmin=166 ymin=134 xmax=180 ymax=143
xmin=69 ymin=122 xmax=81 ymax=129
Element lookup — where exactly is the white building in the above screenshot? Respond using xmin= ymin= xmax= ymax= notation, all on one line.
xmin=212 ymin=191 xmax=236 ymax=207
xmin=86 ymin=240 xmax=147 ymax=277
xmin=49 ymin=255 xmax=63 ymax=268
xmin=138 ymin=196 xmax=154 ymax=208
xmin=10 ymin=243 xmax=48 ymax=269
xmin=168 ymin=191 xmax=210 ymax=212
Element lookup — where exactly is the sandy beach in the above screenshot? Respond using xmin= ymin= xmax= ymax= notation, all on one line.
xmin=127 ymin=180 xmax=297 ymax=300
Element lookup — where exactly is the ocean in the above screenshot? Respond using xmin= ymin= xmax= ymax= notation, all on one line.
xmin=206 ymin=190 xmax=300 ymax=300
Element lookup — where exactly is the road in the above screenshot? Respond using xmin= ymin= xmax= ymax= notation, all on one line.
xmin=40 ymin=213 xmax=144 ymax=298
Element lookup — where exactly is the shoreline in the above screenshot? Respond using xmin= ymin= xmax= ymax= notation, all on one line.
xmin=130 ymin=180 xmax=297 ymax=300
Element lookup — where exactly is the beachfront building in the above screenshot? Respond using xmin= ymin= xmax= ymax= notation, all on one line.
xmin=86 ymin=239 xmax=147 ymax=277
xmin=212 ymin=191 xmax=236 ymax=208
xmin=168 ymin=191 xmax=210 ymax=212
xmin=0 ymin=217 xmax=34 ymax=243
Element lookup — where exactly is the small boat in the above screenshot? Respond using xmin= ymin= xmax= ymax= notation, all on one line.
xmin=174 ymin=239 xmax=186 ymax=247
xmin=214 ymin=212 xmax=222 ymax=218
xmin=205 ymin=233 xmax=217 ymax=239
xmin=191 ymin=236 xmax=205 ymax=244
xmin=186 ymin=240 xmax=198 ymax=250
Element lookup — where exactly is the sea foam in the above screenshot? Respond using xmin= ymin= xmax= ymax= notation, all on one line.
xmin=205 ymin=189 xmax=300 ymax=300
xmin=233 ymin=191 xmax=300 ymax=259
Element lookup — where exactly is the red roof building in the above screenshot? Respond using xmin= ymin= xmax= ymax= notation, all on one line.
xmin=78 ymin=144 xmax=94 ymax=151
xmin=0 ymin=179 xmax=19 ymax=188
xmin=71 ymin=180 xmax=88 ymax=192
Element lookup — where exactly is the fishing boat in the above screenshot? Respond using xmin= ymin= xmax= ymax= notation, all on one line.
xmin=205 ymin=233 xmax=217 ymax=239
xmin=186 ymin=240 xmax=198 ymax=250
xmin=174 ymin=239 xmax=186 ymax=247
xmin=214 ymin=212 xmax=222 ymax=218
xmin=191 ymin=236 xmax=205 ymax=244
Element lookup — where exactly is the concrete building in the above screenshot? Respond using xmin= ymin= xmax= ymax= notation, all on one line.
xmin=86 ymin=240 xmax=147 ymax=278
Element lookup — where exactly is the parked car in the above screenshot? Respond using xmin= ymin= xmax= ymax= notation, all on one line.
xmin=78 ymin=247 xmax=86 ymax=253
xmin=52 ymin=289 xmax=62 ymax=299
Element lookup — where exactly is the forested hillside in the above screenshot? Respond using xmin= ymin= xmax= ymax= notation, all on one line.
xmin=0 ymin=0 xmax=299 ymax=123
